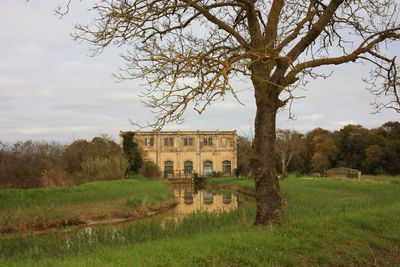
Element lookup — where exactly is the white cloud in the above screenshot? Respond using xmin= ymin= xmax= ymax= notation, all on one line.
xmin=300 ymin=114 xmax=324 ymax=121
xmin=333 ymin=120 xmax=358 ymax=127
xmin=19 ymin=126 xmax=94 ymax=135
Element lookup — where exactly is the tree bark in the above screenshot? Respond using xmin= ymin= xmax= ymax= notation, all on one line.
xmin=251 ymin=66 xmax=283 ymax=225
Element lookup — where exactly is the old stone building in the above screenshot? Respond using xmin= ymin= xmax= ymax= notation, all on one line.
xmin=120 ymin=130 xmax=237 ymax=177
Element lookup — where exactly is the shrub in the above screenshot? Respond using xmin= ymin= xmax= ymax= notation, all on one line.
xmin=212 ymin=171 xmax=223 ymax=178
xmin=81 ymin=155 xmax=129 ymax=181
xmin=63 ymin=136 xmax=122 ymax=175
xmin=139 ymin=161 xmax=161 ymax=178
xmin=0 ymin=141 xmax=65 ymax=189
xmin=193 ymin=173 xmax=205 ymax=184
xmin=0 ymin=137 xmax=126 ymax=189
xmin=40 ymin=166 xmax=72 ymax=188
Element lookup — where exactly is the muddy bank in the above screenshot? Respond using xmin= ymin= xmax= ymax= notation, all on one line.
xmin=1 ymin=201 xmax=177 ymax=236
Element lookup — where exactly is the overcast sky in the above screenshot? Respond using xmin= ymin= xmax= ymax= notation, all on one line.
xmin=0 ymin=0 xmax=398 ymax=143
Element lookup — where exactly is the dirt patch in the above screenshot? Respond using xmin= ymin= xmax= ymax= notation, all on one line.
xmin=1 ymin=201 xmax=177 ymax=236
xmin=0 ymin=216 xmax=85 ymax=235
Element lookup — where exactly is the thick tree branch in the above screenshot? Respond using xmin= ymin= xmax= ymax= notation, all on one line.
xmin=287 ymin=0 xmax=345 ymax=62
xmin=284 ymin=29 xmax=400 ymax=86
xmin=264 ymin=0 xmax=284 ymax=45
xmin=275 ymin=1 xmax=317 ymax=53
xmin=182 ymin=0 xmax=250 ymax=49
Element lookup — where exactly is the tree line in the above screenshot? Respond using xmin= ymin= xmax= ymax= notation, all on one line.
xmin=237 ymin=121 xmax=400 ymax=177
xmin=1 ymin=122 xmax=398 ymax=190
xmin=0 ymin=134 xmax=157 ymax=189
xmin=0 ymin=136 xmax=127 ymax=189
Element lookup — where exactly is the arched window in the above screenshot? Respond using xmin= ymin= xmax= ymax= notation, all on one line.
xmin=222 ymin=160 xmax=231 ymax=174
xmin=164 ymin=161 xmax=174 ymax=174
xmin=223 ymin=194 xmax=232 ymax=204
xmin=203 ymin=191 xmax=214 ymax=205
xmin=184 ymin=161 xmax=193 ymax=174
xmin=203 ymin=160 xmax=213 ymax=175
xmin=184 ymin=190 xmax=193 ymax=205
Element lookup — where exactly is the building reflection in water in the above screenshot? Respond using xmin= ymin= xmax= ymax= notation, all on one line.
xmin=173 ymin=187 xmax=238 ymax=219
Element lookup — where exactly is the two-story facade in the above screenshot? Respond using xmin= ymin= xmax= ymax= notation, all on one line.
xmin=120 ymin=130 xmax=237 ymax=177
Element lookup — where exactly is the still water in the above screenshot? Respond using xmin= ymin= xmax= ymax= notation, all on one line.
xmin=164 ymin=187 xmax=239 ymax=221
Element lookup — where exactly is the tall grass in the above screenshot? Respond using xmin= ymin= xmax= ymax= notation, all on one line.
xmin=0 ymin=205 xmax=252 ymax=261
xmin=80 ymin=155 xmax=129 ymax=180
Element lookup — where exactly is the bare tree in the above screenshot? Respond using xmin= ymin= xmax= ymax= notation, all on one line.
xmin=68 ymin=0 xmax=400 ymax=225
xmin=367 ymin=59 xmax=400 ymax=113
xmin=275 ymin=129 xmax=303 ymax=178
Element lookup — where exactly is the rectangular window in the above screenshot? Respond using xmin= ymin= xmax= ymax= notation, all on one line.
xmin=221 ymin=138 xmax=226 ymax=147
xmin=226 ymin=138 xmax=232 ymax=147
xmin=164 ymin=137 xmax=174 ymax=146
xmin=204 ymin=137 xmax=213 ymax=146
xmin=184 ymin=138 xmax=193 ymax=146
xmin=144 ymin=137 xmax=154 ymax=146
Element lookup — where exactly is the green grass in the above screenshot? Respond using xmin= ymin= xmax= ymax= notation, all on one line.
xmin=208 ymin=176 xmax=255 ymax=192
xmin=0 ymin=175 xmax=172 ymax=209
xmin=1 ymin=176 xmax=400 ymax=266
xmin=281 ymin=177 xmax=400 ymax=220
xmin=0 ymin=175 xmax=174 ymax=227
xmin=210 ymin=175 xmax=400 ymax=220
xmin=362 ymin=175 xmax=400 ymax=183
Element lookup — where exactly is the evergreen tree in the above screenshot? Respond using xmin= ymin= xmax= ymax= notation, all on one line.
xmin=121 ymin=132 xmax=142 ymax=174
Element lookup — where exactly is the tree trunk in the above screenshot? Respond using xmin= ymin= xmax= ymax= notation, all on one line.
xmin=251 ymin=69 xmax=283 ymax=225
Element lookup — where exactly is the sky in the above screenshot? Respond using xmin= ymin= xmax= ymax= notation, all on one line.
xmin=0 ymin=0 xmax=398 ymax=143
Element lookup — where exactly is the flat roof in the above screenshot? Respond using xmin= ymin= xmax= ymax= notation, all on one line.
xmin=120 ymin=130 xmax=236 ymax=135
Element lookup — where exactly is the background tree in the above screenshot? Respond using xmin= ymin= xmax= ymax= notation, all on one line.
xmin=236 ymin=135 xmax=253 ymax=178
xmin=308 ymin=129 xmax=338 ymax=173
xmin=334 ymin=124 xmax=385 ymax=171
xmin=70 ymin=0 xmax=400 ymax=225
xmin=0 ymin=136 xmax=126 ymax=189
xmin=0 ymin=141 xmax=65 ymax=189
xmin=275 ymin=129 xmax=303 ymax=178
xmin=121 ymin=132 xmax=143 ymax=175
xmin=373 ymin=121 xmax=400 ymax=174
xmin=362 ymin=145 xmax=386 ymax=174
xmin=63 ymin=139 xmax=91 ymax=174
xmin=63 ymin=136 xmax=122 ymax=175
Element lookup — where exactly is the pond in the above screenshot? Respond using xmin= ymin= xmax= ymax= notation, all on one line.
xmin=162 ymin=187 xmax=239 ymax=222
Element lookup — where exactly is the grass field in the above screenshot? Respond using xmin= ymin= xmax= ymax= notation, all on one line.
xmin=208 ymin=176 xmax=256 ymax=193
xmin=0 ymin=175 xmax=174 ymax=232
xmin=361 ymin=175 xmax=400 ymax=183
xmin=1 ymin=175 xmax=400 ymax=266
